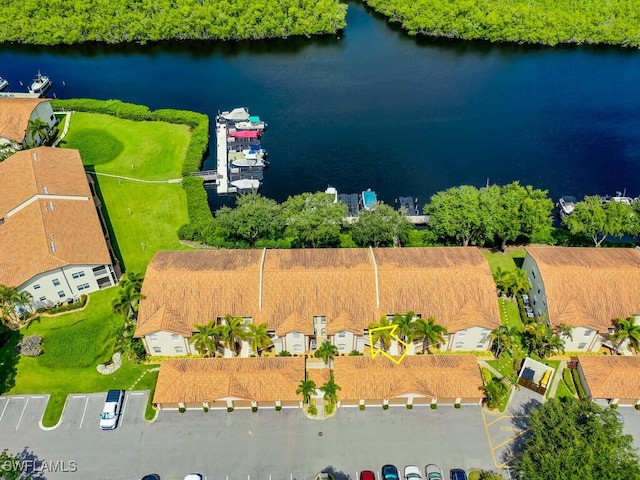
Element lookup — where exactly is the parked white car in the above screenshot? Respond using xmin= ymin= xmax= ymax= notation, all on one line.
xmin=404 ymin=465 xmax=423 ymax=480
xmin=100 ymin=389 xmax=124 ymax=430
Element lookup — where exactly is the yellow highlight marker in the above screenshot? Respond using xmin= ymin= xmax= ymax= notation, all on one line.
xmin=368 ymin=324 xmax=410 ymax=365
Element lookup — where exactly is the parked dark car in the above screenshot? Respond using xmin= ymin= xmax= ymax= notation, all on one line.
xmin=140 ymin=476 xmax=160 ymax=480
xmin=382 ymin=465 xmax=400 ymax=480
xmin=361 ymin=471 xmax=376 ymax=480
xmin=450 ymin=469 xmax=468 ymax=480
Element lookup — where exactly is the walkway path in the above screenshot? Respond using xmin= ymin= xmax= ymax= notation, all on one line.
xmin=547 ymin=360 xmax=567 ymax=398
xmin=478 ymin=360 xmax=504 ymax=379
xmin=86 ymin=171 xmax=183 ymax=184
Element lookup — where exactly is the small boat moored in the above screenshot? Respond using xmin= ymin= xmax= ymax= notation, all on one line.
xmin=0 ymin=77 xmax=8 ymax=91
xmin=220 ymin=107 xmax=250 ymax=122
xmin=601 ymin=191 xmax=636 ymax=206
xmin=28 ymin=71 xmax=52 ymax=95
xmin=557 ymin=196 xmax=577 ymax=218
xmin=235 ymin=116 xmax=267 ymax=131
xmin=362 ymin=188 xmax=378 ymax=210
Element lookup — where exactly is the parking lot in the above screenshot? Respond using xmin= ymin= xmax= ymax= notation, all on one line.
xmin=1 ymin=394 xmax=501 ymax=480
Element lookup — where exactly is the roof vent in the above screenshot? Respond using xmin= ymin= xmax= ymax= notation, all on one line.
xmin=44 ymin=186 xmax=49 ymax=195
xmin=49 ymin=201 xmax=54 ymax=211
xmin=33 ymin=152 xmax=38 ymax=163
xmin=50 ymin=241 xmax=56 ymax=253
xmin=0 ymin=218 xmax=4 ymax=225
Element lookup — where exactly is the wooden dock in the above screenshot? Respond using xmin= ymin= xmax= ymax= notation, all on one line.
xmin=189 ymin=170 xmax=218 ymax=182
xmin=216 ymin=122 xmax=230 ymax=194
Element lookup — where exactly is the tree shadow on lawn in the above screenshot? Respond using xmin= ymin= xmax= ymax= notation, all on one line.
xmin=0 ymin=327 xmax=22 ymax=395
xmin=500 ymin=398 xmax=543 ymax=465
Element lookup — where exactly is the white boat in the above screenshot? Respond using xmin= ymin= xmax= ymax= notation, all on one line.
xmin=235 ymin=117 xmax=267 ymax=131
xmin=231 ymin=158 xmax=266 ymax=168
xmin=28 ymin=71 xmax=51 ymax=95
xmin=602 ymin=191 xmax=636 ymax=206
xmin=220 ymin=107 xmax=250 ymax=122
xmin=325 ymin=186 xmax=338 ymax=203
xmin=0 ymin=77 xmax=8 ymax=91
xmin=230 ymin=179 xmax=260 ymax=191
xmin=241 ymin=148 xmax=266 ymax=160
xmin=557 ymin=196 xmax=577 ymax=217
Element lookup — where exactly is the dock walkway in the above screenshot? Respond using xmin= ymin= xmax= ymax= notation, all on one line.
xmin=216 ymin=122 xmax=230 ymax=194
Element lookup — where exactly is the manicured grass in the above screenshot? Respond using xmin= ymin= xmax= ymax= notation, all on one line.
xmin=487 ymin=352 xmax=515 ymax=378
xmin=9 ymin=289 xmax=159 ymax=426
xmin=93 ymin=175 xmax=191 ymax=272
xmin=483 ymin=249 xmax=526 ymax=275
xmin=60 ymin=112 xmax=194 ymax=272
xmin=62 ymin=112 xmax=190 ymax=180
xmin=499 ymin=298 xmax=524 ymax=332
xmin=563 ymin=367 xmax=578 ymax=395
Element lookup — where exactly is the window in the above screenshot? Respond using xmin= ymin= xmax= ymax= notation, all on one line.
xmin=455 ymin=342 xmax=464 ymax=349
xmin=476 ymin=343 xmax=485 ymax=349
xmin=72 ymin=271 xmax=85 ymax=279
xmin=57 ymin=290 xmax=65 ymax=298
xmin=293 ymin=345 xmax=302 ymax=353
xmin=537 ymin=288 xmax=541 ymax=294
xmin=52 ymin=279 xmax=61 ymax=286
xmin=39 ymin=296 xmax=46 ymax=302
xmin=172 ymin=334 xmax=181 ymax=342
xmin=92 ymin=266 xmax=107 ymax=274
xmin=243 ymin=317 xmax=252 ymax=325
xmin=532 ymin=270 xmax=536 ymax=279
xmin=338 ymin=332 xmax=346 ymax=338
xmin=153 ymin=347 xmax=161 ymax=354
xmin=338 ymin=344 xmax=346 ymax=351
xmin=578 ymin=342 xmax=587 ymax=350
xmin=149 ymin=334 xmax=158 ymax=342
xmin=458 ymin=330 xmax=466 ymax=337
xmin=293 ymin=332 xmax=302 ymax=339
xmin=33 ymin=284 xmax=41 ymax=290
xmin=77 ymin=283 xmax=90 ymax=291
xmin=584 ymin=330 xmax=592 ymax=337
xmin=175 ymin=346 xmax=184 ymax=353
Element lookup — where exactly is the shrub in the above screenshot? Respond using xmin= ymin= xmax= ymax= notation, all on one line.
xmin=275 ymin=405 xmax=282 ymax=412
xmin=383 ymin=404 xmax=389 ymax=410
xmin=610 ymin=403 xmax=619 ymax=409
xmin=203 ymin=406 xmax=209 ymax=413
xmin=406 ymin=404 xmax=413 ymax=410
xmin=227 ymin=406 xmax=234 ymax=413
xmin=278 ymin=350 xmax=292 ymax=357
xmin=252 ymin=406 xmax=258 ymax=412
xmin=455 ymin=403 xmax=461 ymax=409
xmin=571 ymin=369 xmax=588 ymax=399
xmin=325 ymin=402 xmax=335 ymax=415
xmin=359 ymin=404 xmax=365 ymax=411
xmin=431 ymin=403 xmax=437 ymax=410
xmin=179 ymin=407 xmax=186 ymax=413
xmin=349 ymin=350 xmax=362 ymax=356
xmin=635 ymin=404 xmax=640 ymax=411
xmin=38 ymin=295 xmax=87 ymax=315
xmin=308 ymin=404 xmax=317 ymax=416
xmin=178 ymin=176 xmax=214 ymax=243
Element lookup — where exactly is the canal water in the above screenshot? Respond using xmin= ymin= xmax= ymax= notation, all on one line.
xmin=1 ymin=1 xmax=640 ymax=212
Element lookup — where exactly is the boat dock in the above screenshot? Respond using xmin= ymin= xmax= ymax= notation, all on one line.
xmin=332 ymin=187 xmax=429 ymax=225
xmin=191 ymin=108 xmax=268 ymax=195
xmin=0 ymin=92 xmax=41 ymax=99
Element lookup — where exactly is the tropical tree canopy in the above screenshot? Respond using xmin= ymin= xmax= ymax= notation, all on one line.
xmin=245 ymin=322 xmax=272 ymax=356
xmin=215 ymin=193 xmax=284 ymax=247
xmin=282 ymin=192 xmax=348 ymax=248
xmin=350 ymin=203 xmax=414 ymax=247
xmin=611 ymin=316 xmax=640 ymax=353
xmin=368 ymin=315 xmax=394 ymax=351
xmin=296 ymin=378 xmax=317 ymax=404
xmin=191 ymin=320 xmax=218 ymax=356
xmin=314 ymin=340 xmax=338 ymax=364
xmin=563 ymin=195 xmax=637 ymax=247
xmin=0 ymin=285 xmax=32 ymax=329
xmin=515 ymin=398 xmax=640 ymax=479
xmin=412 ymin=316 xmax=447 ymax=353
xmin=215 ymin=315 xmax=248 ymax=356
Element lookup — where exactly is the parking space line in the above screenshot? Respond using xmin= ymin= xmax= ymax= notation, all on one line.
xmin=30 ymin=395 xmax=44 ymax=399
xmin=130 ymin=392 xmax=144 ymax=396
xmin=16 ymin=397 xmax=29 ymax=430
xmin=491 ymin=428 xmax=530 ymax=452
xmin=73 ymin=395 xmax=86 ymax=399
xmin=120 ymin=393 xmax=130 ymax=427
xmin=0 ymin=398 xmax=8 ymax=422
xmin=79 ymin=396 xmax=89 ymax=429
xmin=481 ymin=408 xmax=500 ymax=468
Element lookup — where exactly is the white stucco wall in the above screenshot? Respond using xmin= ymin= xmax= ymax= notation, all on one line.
xmin=19 ymin=263 xmax=116 ymax=309
xmin=144 ymin=331 xmax=191 ymax=356
xmin=331 ymin=331 xmax=357 ymax=353
xmin=282 ymin=331 xmax=306 ymax=354
xmin=562 ymin=326 xmax=603 ymax=352
xmin=447 ymin=326 xmax=492 ymax=351
xmin=25 ymin=102 xmax=57 ymax=145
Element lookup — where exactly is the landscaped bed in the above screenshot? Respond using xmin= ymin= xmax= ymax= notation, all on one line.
xmin=7 ymin=289 xmax=159 ymax=426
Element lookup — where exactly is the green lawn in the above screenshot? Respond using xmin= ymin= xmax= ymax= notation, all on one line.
xmin=499 ymin=298 xmax=524 ymax=332
xmin=9 ymin=289 xmax=159 ymax=426
xmin=93 ymin=176 xmax=191 ymax=272
xmin=61 ymin=112 xmax=193 ymax=272
xmin=62 ymin=112 xmax=190 ymax=180
xmin=483 ymin=249 xmax=526 ymax=275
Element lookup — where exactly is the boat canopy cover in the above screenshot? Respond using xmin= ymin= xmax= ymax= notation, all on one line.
xmin=250 ymin=144 xmax=261 ymax=150
xmin=248 ymin=116 xmax=261 ymax=123
xmin=230 ymin=130 xmax=260 ymax=139
xmin=222 ymin=107 xmax=250 ymax=121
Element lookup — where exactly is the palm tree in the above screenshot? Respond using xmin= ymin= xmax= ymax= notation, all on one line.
xmin=296 ymin=377 xmax=317 ymax=404
xmin=0 ymin=285 xmax=32 ymax=328
xmin=368 ymin=315 xmax=394 ymax=352
xmin=611 ymin=316 xmax=640 ymax=354
xmin=511 ymin=269 xmax=531 ymax=297
xmin=191 ymin=320 xmax=218 ymax=357
xmin=488 ymin=325 xmax=518 ymax=358
xmin=412 ymin=316 xmax=447 ymax=353
xmin=392 ymin=311 xmax=415 ymax=352
xmin=315 ymin=340 xmax=338 ymax=364
xmin=246 ymin=322 xmax=272 ymax=356
xmin=493 ymin=267 xmax=511 ymax=296
xmin=25 ymin=117 xmax=50 ymax=146
xmin=320 ymin=371 xmax=341 ymax=408
xmin=554 ymin=323 xmax=574 ymax=342
xmin=111 ymin=282 xmax=145 ymax=322
xmin=119 ymin=271 xmax=144 ymax=291
xmin=215 ymin=314 xmax=248 ymax=356
xmin=542 ymin=333 xmax=565 ymax=358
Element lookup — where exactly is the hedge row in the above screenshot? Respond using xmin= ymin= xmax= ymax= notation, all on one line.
xmin=178 ymin=176 xmax=215 ymax=243
xmin=50 ymin=99 xmax=209 ymax=175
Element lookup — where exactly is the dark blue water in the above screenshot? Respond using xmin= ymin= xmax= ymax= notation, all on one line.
xmin=2 ymin=1 xmax=640 ymax=211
